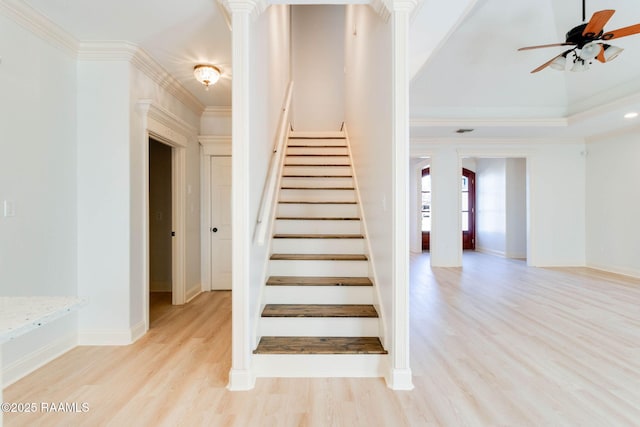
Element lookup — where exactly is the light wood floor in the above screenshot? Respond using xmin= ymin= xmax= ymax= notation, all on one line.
xmin=5 ymin=252 xmax=640 ymax=426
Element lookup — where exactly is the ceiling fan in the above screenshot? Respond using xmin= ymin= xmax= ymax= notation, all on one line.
xmin=518 ymin=1 xmax=640 ymax=73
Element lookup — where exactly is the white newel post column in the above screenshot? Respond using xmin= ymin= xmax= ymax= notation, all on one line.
xmin=388 ymin=0 xmax=417 ymax=390
xmin=219 ymin=0 xmax=265 ymax=391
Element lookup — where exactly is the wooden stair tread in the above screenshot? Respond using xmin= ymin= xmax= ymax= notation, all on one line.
xmin=266 ymin=276 xmax=373 ymax=286
xmin=285 ymin=164 xmax=351 ymax=167
xmin=281 ymin=187 xmax=354 ymax=190
xmin=286 ymin=154 xmax=349 ymax=157
xmin=254 ymin=337 xmax=387 ymax=354
xmin=276 ymin=217 xmax=360 ymax=220
xmin=273 ymin=234 xmax=364 ymax=239
xmin=283 ymin=175 xmax=352 ymax=178
xmin=287 ymin=145 xmax=346 ymax=148
xmin=289 ymin=136 xmax=346 ymax=140
xmin=279 ymin=201 xmax=357 ymax=205
xmin=262 ymin=304 xmax=378 ymax=318
xmin=270 ymin=254 xmax=368 ymax=261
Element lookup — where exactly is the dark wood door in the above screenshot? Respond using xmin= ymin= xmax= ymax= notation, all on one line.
xmin=421 ymin=168 xmax=431 ymax=251
xmin=462 ymin=168 xmax=476 ymax=250
xmin=421 ymin=167 xmax=476 ymax=251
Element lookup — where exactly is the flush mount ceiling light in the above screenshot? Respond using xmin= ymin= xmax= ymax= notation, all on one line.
xmin=455 ymin=129 xmax=474 ymax=134
xmin=624 ymin=112 xmax=638 ymax=119
xmin=193 ymin=64 xmax=221 ymax=90
xmin=518 ymin=1 xmax=640 ymax=73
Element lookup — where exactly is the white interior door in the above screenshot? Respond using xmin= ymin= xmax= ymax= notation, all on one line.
xmin=210 ymin=156 xmax=232 ymax=290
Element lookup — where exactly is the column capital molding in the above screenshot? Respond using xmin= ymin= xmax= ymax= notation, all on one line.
xmin=370 ymin=0 xmax=419 ymax=21
xmin=218 ymin=0 xmax=266 ymax=18
xmin=388 ymin=0 xmax=419 ymax=13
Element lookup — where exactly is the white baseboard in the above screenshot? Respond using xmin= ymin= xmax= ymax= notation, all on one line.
xmin=185 ymin=286 xmax=202 ymax=303
xmin=476 ymin=246 xmax=506 ymax=258
xmin=2 ymin=333 xmax=77 ymax=387
xmin=78 ymin=321 xmax=146 ymax=346
xmin=587 ymin=263 xmax=640 ymax=279
xmin=385 ymin=367 xmax=414 ymax=390
xmin=130 ymin=320 xmax=146 ymax=343
xmin=227 ymin=368 xmax=256 ymax=391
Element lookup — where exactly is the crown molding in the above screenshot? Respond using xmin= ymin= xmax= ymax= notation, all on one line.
xmin=0 ymin=0 xmax=78 ymax=56
xmin=203 ymin=106 xmax=232 ymax=116
xmin=411 ymin=117 xmax=568 ymax=128
xmin=78 ymin=41 xmax=205 ymax=116
xmin=2 ymin=3 xmax=204 ymax=116
xmin=77 ymin=40 xmax=137 ymax=61
xmin=369 ymin=0 xmax=390 ymax=21
xmin=219 ymin=0 xmax=267 ymax=20
xmin=567 ymin=89 xmax=640 ymax=126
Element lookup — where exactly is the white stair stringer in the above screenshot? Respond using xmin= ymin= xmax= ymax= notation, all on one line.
xmin=254 ymin=130 xmax=386 ymax=379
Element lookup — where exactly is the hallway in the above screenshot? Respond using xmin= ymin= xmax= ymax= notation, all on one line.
xmin=5 ymin=253 xmax=640 ymax=425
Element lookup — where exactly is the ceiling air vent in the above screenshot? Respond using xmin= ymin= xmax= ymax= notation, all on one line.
xmin=455 ymin=129 xmax=474 ymax=134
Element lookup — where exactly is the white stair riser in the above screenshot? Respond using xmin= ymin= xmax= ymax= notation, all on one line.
xmin=264 ymin=286 xmax=373 ymax=304
xmin=287 ymin=147 xmax=349 ymax=156
xmin=280 ymin=189 xmax=356 ymax=202
xmin=277 ymin=203 xmax=359 ymax=218
xmin=259 ymin=317 xmax=379 ymax=337
xmin=269 ymin=259 xmax=368 ymax=277
xmin=271 ymin=238 xmax=365 ymax=254
xmin=283 ymin=166 xmax=351 ymax=176
xmin=275 ymin=219 xmax=361 ymax=234
xmin=253 ymin=354 xmax=386 ymax=378
xmin=281 ymin=177 xmax=354 ymax=188
xmin=285 ymin=156 xmax=350 ymax=165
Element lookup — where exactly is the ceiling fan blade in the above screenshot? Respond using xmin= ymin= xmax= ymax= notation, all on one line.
xmin=582 ymin=9 xmax=615 ymax=37
xmin=518 ymin=42 xmax=575 ymax=51
xmin=603 ymin=23 xmax=640 ymax=40
xmin=530 ymin=49 xmax=574 ymax=73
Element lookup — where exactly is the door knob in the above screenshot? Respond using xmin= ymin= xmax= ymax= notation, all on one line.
xmin=211 ymin=227 xmax=218 ymax=233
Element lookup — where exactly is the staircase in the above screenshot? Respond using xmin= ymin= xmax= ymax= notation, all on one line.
xmin=253 ymin=130 xmax=387 ymax=378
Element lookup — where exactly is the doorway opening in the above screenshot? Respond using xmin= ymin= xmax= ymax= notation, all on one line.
xmin=149 ymin=138 xmax=173 ymax=324
xmin=420 ymin=167 xmax=476 ymax=251
xmin=471 ymin=157 xmax=528 ymax=262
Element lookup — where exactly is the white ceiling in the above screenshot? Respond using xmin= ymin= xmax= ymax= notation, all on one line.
xmin=410 ymin=0 xmax=640 ymax=139
xmin=21 ymin=0 xmax=640 ymax=138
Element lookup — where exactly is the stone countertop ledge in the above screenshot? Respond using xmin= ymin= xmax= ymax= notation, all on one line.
xmin=0 ymin=296 xmax=87 ymax=344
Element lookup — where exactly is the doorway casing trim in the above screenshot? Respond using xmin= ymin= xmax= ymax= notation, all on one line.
xmin=199 ymin=136 xmax=232 ymax=292
xmin=137 ymin=99 xmax=193 ymax=333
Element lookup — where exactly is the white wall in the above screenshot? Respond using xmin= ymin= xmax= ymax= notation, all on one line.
xmin=586 ymin=129 xmax=640 ymax=277
xmin=77 ymin=60 xmax=133 ymax=342
xmin=344 ymin=4 xmax=393 ymax=344
xmin=201 ymin=108 xmax=231 ymax=136
xmin=76 ymin=53 xmax=201 ymax=344
xmin=505 ymin=158 xmax=527 ymax=259
xmin=0 ymin=12 xmax=78 ymax=379
xmin=291 ymin=5 xmax=345 ymax=131
xmin=528 ymin=144 xmax=585 ymax=266
xmin=249 ymin=5 xmax=291 ymax=345
xmin=476 ymin=158 xmax=506 ymax=256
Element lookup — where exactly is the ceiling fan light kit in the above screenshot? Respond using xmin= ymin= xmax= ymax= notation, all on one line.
xmin=518 ymin=4 xmax=640 ymax=73
xmin=603 ymin=44 xmax=624 ymax=61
